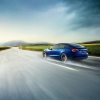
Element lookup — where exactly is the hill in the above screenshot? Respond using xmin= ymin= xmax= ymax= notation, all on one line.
xmin=2 ymin=40 xmax=28 ymax=46
xmin=81 ymin=40 xmax=100 ymax=44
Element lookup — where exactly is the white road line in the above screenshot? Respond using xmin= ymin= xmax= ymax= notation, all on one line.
xmin=43 ymin=59 xmax=78 ymax=71
xmin=65 ymin=61 xmax=98 ymax=70
xmin=46 ymin=58 xmax=99 ymax=70
xmin=89 ymin=56 xmax=100 ymax=59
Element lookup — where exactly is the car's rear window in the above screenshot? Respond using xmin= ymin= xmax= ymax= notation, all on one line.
xmin=69 ymin=44 xmax=85 ymax=48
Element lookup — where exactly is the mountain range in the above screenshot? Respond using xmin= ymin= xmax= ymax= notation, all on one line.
xmin=0 ymin=40 xmax=99 ymax=46
xmin=1 ymin=40 xmax=28 ymax=46
xmin=0 ymin=40 xmax=53 ymax=46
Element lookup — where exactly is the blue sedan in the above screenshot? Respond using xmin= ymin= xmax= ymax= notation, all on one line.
xmin=43 ymin=43 xmax=88 ymax=61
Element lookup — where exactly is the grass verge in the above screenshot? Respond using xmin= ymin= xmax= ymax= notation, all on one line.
xmin=19 ymin=45 xmax=52 ymax=51
xmin=0 ymin=46 xmax=11 ymax=51
xmin=81 ymin=44 xmax=100 ymax=56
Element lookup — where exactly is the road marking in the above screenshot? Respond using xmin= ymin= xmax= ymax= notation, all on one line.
xmin=89 ymin=56 xmax=100 ymax=59
xmin=43 ymin=59 xmax=78 ymax=71
xmin=46 ymin=58 xmax=99 ymax=71
xmin=66 ymin=61 xmax=99 ymax=70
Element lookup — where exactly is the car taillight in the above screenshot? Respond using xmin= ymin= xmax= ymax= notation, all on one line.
xmin=72 ymin=48 xmax=78 ymax=52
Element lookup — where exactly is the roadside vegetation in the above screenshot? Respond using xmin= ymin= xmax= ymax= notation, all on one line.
xmin=81 ymin=44 xmax=100 ymax=56
xmin=0 ymin=46 xmax=11 ymax=51
xmin=19 ymin=44 xmax=53 ymax=51
xmin=19 ymin=43 xmax=100 ymax=56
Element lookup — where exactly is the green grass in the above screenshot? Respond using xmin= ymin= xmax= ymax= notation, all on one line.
xmin=19 ymin=45 xmax=52 ymax=51
xmin=0 ymin=46 xmax=11 ymax=51
xmin=81 ymin=44 xmax=100 ymax=56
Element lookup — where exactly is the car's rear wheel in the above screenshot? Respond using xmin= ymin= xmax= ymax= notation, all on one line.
xmin=60 ymin=53 xmax=67 ymax=62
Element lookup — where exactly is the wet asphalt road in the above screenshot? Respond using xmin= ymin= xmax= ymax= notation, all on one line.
xmin=0 ymin=48 xmax=100 ymax=100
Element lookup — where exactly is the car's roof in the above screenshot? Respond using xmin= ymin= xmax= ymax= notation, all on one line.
xmin=56 ymin=43 xmax=85 ymax=48
xmin=56 ymin=43 xmax=75 ymax=45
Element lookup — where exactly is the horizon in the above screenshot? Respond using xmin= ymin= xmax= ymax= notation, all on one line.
xmin=0 ymin=40 xmax=100 ymax=45
xmin=0 ymin=0 xmax=100 ymax=43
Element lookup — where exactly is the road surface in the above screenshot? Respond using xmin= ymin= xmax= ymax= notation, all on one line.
xmin=0 ymin=48 xmax=100 ymax=100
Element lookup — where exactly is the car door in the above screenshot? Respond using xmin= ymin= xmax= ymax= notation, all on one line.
xmin=49 ymin=44 xmax=65 ymax=57
xmin=48 ymin=44 xmax=60 ymax=57
xmin=54 ymin=44 xmax=66 ymax=56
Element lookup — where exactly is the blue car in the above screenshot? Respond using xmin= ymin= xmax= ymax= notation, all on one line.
xmin=43 ymin=43 xmax=88 ymax=61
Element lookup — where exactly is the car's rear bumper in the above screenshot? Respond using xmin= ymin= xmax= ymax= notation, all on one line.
xmin=70 ymin=54 xmax=88 ymax=59
xmin=68 ymin=52 xmax=88 ymax=59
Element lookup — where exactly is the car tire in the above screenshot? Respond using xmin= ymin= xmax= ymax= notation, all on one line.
xmin=60 ymin=53 xmax=68 ymax=62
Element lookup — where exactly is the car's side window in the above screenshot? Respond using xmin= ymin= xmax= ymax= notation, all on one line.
xmin=59 ymin=44 xmax=65 ymax=49
xmin=53 ymin=44 xmax=59 ymax=49
xmin=53 ymin=44 xmax=66 ymax=49
xmin=65 ymin=45 xmax=69 ymax=48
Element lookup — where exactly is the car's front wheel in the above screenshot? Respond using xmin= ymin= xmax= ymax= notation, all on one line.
xmin=43 ymin=52 xmax=47 ymax=58
xmin=60 ymin=53 xmax=68 ymax=62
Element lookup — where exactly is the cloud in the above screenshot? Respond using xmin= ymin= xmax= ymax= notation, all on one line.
xmin=63 ymin=0 xmax=100 ymax=29
xmin=0 ymin=0 xmax=62 ymax=13
xmin=0 ymin=0 xmax=100 ymax=43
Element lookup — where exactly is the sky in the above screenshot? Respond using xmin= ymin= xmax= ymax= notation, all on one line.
xmin=0 ymin=0 xmax=100 ymax=43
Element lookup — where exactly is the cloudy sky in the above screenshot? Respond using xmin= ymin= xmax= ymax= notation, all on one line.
xmin=0 ymin=0 xmax=100 ymax=43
